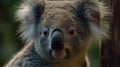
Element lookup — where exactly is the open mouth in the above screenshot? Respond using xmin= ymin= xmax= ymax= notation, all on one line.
xmin=50 ymin=49 xmax=69 ymax=59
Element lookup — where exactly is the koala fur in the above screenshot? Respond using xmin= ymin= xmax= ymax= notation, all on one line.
xmin=5 ymin=0 xmax=109 ymax=67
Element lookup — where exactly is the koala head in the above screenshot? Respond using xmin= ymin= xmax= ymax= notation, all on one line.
xmin=16 ymin=0 xmax=109 ymax=62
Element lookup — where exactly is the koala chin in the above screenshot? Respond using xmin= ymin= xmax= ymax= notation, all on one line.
xmin=5 ymin=0 xmax=110 ymax=67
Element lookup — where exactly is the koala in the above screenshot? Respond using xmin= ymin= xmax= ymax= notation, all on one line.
xmin=5 ymin=0 xmax=109 ymax=67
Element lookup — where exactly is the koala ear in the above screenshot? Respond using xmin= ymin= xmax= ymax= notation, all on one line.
xmin=16 ymin=0 xmax=45 ymax=43
xmin=75 ymin=0 xmax=110 ymax=39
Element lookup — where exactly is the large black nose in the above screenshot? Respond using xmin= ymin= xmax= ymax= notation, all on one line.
xmin=51 ymin=29 xmax=64 ymax=50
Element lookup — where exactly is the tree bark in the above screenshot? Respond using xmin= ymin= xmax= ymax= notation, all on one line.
xmin=101 ymin=0 xmax=120 ymax=67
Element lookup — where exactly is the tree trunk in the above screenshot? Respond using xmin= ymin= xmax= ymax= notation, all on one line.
xmin=101 ymin=0 xmax=120 ymax=67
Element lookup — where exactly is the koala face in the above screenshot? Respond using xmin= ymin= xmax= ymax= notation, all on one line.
xmin=34 ymin=1 xmax=92 ymax=62
xmin=17 ymin=0 xmax=109 ymax=63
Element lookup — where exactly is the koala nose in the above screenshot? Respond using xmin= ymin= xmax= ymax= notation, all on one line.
xmin=51 ymin=29 xmax=64 ymax=50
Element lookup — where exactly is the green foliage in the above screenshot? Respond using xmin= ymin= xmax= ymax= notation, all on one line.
xmin=0 ymin=0 xmax=22 ymax=66
xmin=88 ymin=40 xmax=100 ymax=67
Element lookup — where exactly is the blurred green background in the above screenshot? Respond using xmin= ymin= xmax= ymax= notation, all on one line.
xmin=0 ymin=0 xmax=22 ymax=66
xmin=0 ymin=0 xmax=100 ymax=67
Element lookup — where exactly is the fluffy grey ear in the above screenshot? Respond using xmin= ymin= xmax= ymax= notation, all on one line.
xmin=75 ymin=0 xmax=110 ymax=39
xmin=16 ymin=0 xmax=45 ymax=43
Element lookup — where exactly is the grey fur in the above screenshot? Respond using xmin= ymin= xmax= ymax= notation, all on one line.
xmin=5 ymin=0 xmax=110 ymax=67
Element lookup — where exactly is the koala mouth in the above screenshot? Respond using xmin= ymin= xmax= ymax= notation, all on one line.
xmin=50 ymin=29 xmax=70 ymax=59
xmin=50 ymin=49 xmax=69 ymax=59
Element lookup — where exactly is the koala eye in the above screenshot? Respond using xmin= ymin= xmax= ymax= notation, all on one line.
xmin=68 ymin=27 xmax=75 ymax=36
xmin=43 ymin=28 xmax=49 ymax=36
